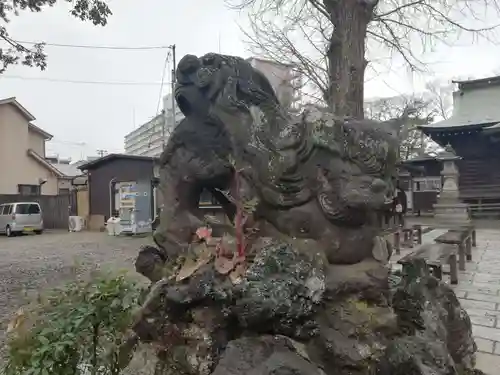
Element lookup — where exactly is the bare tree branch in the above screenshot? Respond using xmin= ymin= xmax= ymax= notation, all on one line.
xmin=240 ymin=4 xmax=330 ymax=104
xmin=365 ymin=81 xmax=453 ymax=159
xmin=228 ymin=0 xmax=500 ymax=114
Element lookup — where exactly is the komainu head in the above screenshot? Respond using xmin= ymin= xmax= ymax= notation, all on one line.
xmin=174 ymin=53 xmax=280 ymax=119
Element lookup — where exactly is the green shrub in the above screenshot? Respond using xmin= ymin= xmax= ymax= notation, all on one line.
xmin=4 ymin=272 xmax=142 ymax=375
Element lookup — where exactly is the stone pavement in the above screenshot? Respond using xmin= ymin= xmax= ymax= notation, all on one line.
xmin=390 ymin=228 xmax=500 ymax=375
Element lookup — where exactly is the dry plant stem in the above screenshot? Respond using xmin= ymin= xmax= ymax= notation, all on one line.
xmin=234 ymin=168 xmax=245 ymax=258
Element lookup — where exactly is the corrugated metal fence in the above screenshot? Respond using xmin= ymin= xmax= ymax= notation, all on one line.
xmin=0 ymin=193 xmax=77 ymax=229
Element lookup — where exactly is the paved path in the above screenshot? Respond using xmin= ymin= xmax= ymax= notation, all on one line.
xmin=391 ymin=228 xmax=500 ymax=374
xmin=453 ymin=229 xmax=500 ymax=374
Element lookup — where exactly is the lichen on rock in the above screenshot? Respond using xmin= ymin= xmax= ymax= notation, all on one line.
xmin=130 ymin=235 xmax=483 ymax=375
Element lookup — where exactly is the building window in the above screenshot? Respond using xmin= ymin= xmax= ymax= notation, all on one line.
xmin=18 ymin=184 xmax=41 ymax=196
xmin=199 ymin=189 xmax=219 ymax=206
xmin=413 ymin=177 xmax=441 ymax=192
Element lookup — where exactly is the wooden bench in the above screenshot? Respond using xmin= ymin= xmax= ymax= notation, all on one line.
xmin=398 ymin=243 xmax=459 ymax=284
xmin=450 ymin=225 xmax=476 ymax=249
xmin=434 ymin=226 xmax=476 ymax=272
xmin=392 ymin=224 xmax=423 ymax=255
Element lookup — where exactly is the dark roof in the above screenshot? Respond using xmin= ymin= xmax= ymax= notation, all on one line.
xmin=400 ymin=155 xmax=438 ymax=164
xmin=78 ymin=153 xmax=159 ymax=171
xmin=418 ymin=121 xmax=497 ymax=131
xmin=453 ymin=75 xmax=500 ymax=90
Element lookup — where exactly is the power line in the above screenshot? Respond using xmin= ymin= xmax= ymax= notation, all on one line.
xmin=156 ymin=49 xmax=171 ymax=114
xmin=150 ymin=49 xmax=171 ymax=149
xmin=15 ymin=40 xmax=170 ymax=50
xmin=0 ymin=75 xmax=168 ymax=86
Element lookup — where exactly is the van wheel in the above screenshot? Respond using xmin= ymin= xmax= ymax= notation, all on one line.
xmin=5 ymin=226 xmax=12 ymax=237
xmin=34 ymin=230 xmax=43 ymax=235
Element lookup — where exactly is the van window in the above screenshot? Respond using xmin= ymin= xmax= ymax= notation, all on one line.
xmin=15 ymin=204 xmax=31 ymax=214
xmin=5 ymin=205 xmax=12 ymax=215
xmin=0 ymin=206 xmax=5 ymax=215
xmin=28 ymin=204 xmax=40 ymax=214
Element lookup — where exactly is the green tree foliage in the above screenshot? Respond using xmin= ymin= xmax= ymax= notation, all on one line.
xmin=4 ymin=272 xmax=141 ymax=375
xmin=0 ymin=0 xmax=112 ymax=73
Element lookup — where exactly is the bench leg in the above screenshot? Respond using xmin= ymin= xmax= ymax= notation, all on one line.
xmin=402 ymin=263 xmax=409 ymax=276
xmin=449 ymin=254 xmax=458 ymax=285
xmin=416 ymin=227 xmax=422 ymax=245
xmin=458 ymin=243 xmax=466 ymax=271
xmin=472 ymin=230 xmax=477 ymax=247
xmin=431 ymin=265 xmax=443 ymax=280
xmin=466 ymin=236 xmax=472 ymax=261
xmin=395 ymin=231 xmax=401 ymax=255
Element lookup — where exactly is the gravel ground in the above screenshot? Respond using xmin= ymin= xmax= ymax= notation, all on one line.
xmin=0 ymin=230 xmax=153 ymax=366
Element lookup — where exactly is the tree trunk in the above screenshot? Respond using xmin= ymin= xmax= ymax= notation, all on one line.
xmin=325 ymin=0 xmax=376 ymax=119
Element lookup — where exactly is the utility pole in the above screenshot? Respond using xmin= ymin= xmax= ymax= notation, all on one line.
xmin=96 ymin=149 xmax=107 ymax=158
xmin=161 ymin=44 xmax=176 ymax=149
xmin=169 ymin=44 xmax=177 ymax=133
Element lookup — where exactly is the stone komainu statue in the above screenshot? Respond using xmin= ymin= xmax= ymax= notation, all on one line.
xmin=154 ymin=52 xmax=399 ymax=265
xmin=132 ymin=54 xmax=481 ymax=375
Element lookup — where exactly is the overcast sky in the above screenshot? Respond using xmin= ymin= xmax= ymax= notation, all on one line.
xmin=1 ymin=0 xmax=500 ymax=161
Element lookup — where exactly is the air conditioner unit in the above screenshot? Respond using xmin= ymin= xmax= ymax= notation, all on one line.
xmin=69 ymin=216 xmax=85 ymax=232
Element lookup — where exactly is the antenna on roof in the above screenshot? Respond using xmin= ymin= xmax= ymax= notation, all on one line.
xmin=96 ymin=149 xmax=107 ymax=158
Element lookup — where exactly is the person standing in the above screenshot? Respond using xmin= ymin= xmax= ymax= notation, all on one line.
xmin=394 ymin=183 xmax=408 ymax=227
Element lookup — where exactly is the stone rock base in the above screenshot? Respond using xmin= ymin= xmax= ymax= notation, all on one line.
xmin=129 ymin=237 xmax=484 ymax=375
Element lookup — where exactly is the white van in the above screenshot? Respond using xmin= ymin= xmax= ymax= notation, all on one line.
xmin=0 ymin=202 xmax=44 ymax=237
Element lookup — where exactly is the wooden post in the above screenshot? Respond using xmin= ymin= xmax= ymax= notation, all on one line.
xmin=416 ymin=225 xmax=422 ymax=244
xmin=408 ymin=229 xmax=414 ymax=248
xmin=458 ymin=242 xmax=466 ymax=271
xmin=395 ymin=230 xmax=401 ymax=255
xmin=449 ymin=254 xmax=458 ymax=285
xmin=432 ymin=265 xmax=443 ymax=280
xmin=472 ymin=229 xmax=477 ymax=247
xmin=466 ymin=236 xmax=472 ymax=261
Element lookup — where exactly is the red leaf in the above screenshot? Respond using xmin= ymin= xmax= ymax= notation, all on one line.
xmin=196 ymin=226 xmax=212 ymax=241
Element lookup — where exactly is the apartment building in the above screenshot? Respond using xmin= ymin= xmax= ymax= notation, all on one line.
xmin=124 ymin=113 xmax=164 ymax=157
xmin=124 ymin=94 xmax=183 ymax=157
xmin=246 ymin=57 xmax=301 ymax=110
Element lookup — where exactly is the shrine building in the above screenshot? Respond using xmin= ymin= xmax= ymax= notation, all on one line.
xmin=417 ymin=76 xmax=500 ymax=215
